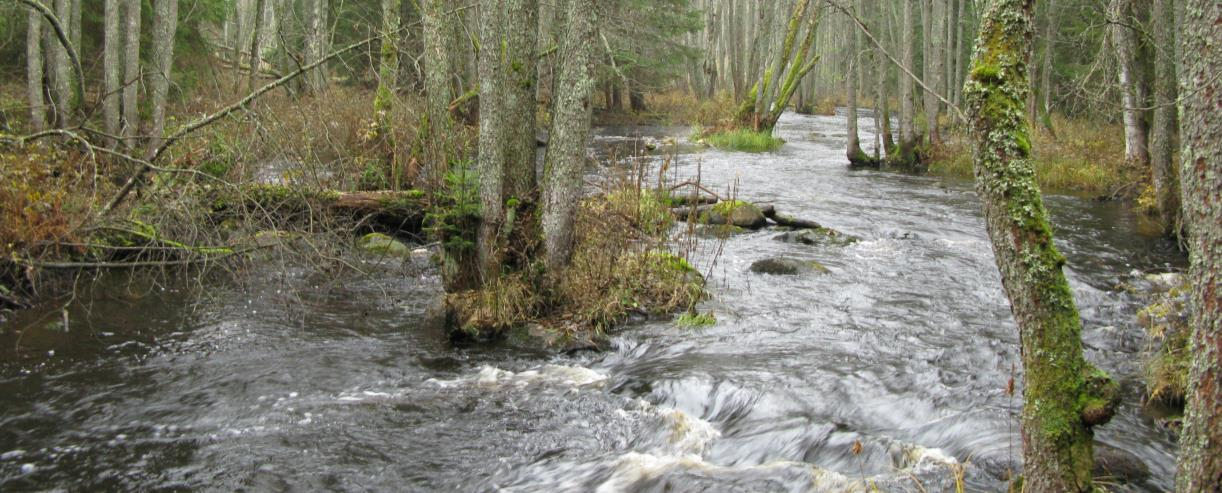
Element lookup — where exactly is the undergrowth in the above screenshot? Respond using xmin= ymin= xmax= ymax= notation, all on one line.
xmin=927 ymin=115 xmax=1136 ymax=197
xmin=699 ymin=128 xmax=785 ymax=153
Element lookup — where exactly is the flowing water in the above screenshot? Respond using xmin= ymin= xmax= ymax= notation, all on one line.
xmin=0 ymin=112 xmax=1185 ymax=492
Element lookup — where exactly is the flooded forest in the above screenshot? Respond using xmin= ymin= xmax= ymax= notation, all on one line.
xmin=0 ymin=0 xmax=1219 ymax=491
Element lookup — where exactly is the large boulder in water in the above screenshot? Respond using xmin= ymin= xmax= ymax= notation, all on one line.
xmin=700 ymin=200 xmax=768 ymax=229
xmin=749 ymin=257 xmax=830 ymax=276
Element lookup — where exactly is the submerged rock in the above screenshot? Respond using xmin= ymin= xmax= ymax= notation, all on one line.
xmin=749 ymin=257 xmax=830 ymax=276
xmin=772 ymin=228 xmax=858 ymax=247
xmin=357 ymin=233 xmax=411 ymax=257
xmin=1092 ymin=443 xmax=1151 ymax=484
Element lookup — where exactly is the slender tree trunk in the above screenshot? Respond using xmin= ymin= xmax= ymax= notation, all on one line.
xmin=305 ymin=0 xmax=329 ymax=93
xmin=147 ymin=0 xmax=178 ymax=159
xmin=476 ymin=0 xmax=504 ymax=279
xmin=247 ymin=0 xmax=267 ymax=95
xmin=374 ymin=0 xmax=401 ymax=187
xmin=121 ymin=0 xmax=142 ymax=147
xmin=944 ymin=0 xmax=955 ymax=110
xmin=422 ymin=0 xmax=453 ymax=163
xmin=846 ymin=4 xmax=869 ymax=165
xmin=922 ymin=0 xmax=942 ymax=146
xmin=1174 ymin=0 xmax=1222 ymax=490
xmin=50 ymin=0 xmax=71 ymax=125
xmin=965 ymin=0 xmax=1117 ymax=490
xmin=703 ymin=0 xmax=719 ymax=99
xmin=897 ymin=0 xmax=917 ymax=164
xmin=1041 ymin=0 xmax=1055 ymax=116
xmin=541 ymin=0 xmax=596 ymax=272
xmin=952 ymin=0 xmax=965 ymax=106
xmin=1149 ymin=0 xmax=1180 ymax=235
xmin=25 ymin=8 xmax=46 ymax=131
xmin=503 ymin=0 xmax=539 ymax=201
xmin=103 ymin=0 xmax=122 ymax=146
xmin=1110 ymin=0 xmax=1149 ymax=169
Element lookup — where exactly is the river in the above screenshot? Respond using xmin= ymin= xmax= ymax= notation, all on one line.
xmin=0 ymin=111 xmax=1184 ymax=492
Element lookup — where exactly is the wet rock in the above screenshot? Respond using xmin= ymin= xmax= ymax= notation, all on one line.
xmin=749 ymin=257 xmax=830 ymax=276
xmin=1092 ymin=442 xmax=1151 ymax=484
xmin=1143 ymin=272 xmax=1183 ymax=292
xmin=357 ymin=233 xmax=411 ymax=257
xmin=696 ymin=224 xmax=749 ymax=238
xmin=701 ymin=201 xmax=768 ymax=229
xmin=772 ymin=229 xmax=858 ymax=247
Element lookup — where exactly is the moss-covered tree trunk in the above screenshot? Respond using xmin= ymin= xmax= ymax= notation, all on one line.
xmin=964 ymin=0 xmax=1117 ymax=490
xmin=374 ymin=0 xmax=401 ymax=188
xmin=895 ymin=0 xmax=918 ymax=166
xmin=845 ymin=4 xmax=873 ymax=167
xmin=735 ymin=0 xmax=820 ymax=134
xmin=540 ymin=0 xmax=595 ymax=272
xmin=1174 ymin=1 xmax=1222 ymax=490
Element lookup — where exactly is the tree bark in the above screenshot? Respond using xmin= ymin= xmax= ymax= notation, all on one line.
xmin=50 ymin=0 xmax=72 ymax=125
xmin=422 ymin=0 xmax=453 ymax=173
xmin=103 ymin=0 xmax=122 ymax=146
xmin=1149 ymin=0 xmax=1180 ymax=236
xmin=922 ymin=0 xmax=942 ymax=146
xmin=846 ymin=3 xmax=870 ymax=166
xmin=897 ymin=0 xmax=917 ymax=164
xmin=25 ymin=8 xmax=46 ymax=131
xmin=1174 ymin=1 xmax=1222 ymax=490
xmin=247 ymin=0 xmax=267 ymax=95
xmin=374 ymin=0 xmax=401 ymax=187
xmin=147 ymin=0 xmax=178 ymax=159
xmin=541 ymin=0 xmax=595 ymax=272
xmin=964 ymin=0 xmax=1118 ymax=490
xmin=1110 ymin=0 xmax=1149 ymax=169
xmin=121 ymin=0 xmax=142 ymax=148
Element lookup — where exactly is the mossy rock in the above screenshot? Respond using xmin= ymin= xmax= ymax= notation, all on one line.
xmin=358 ymin=233 xmax=411 ymax=257
xmin=696 ymin=224 xmax=750 ymax=238
xmin=749 ymin=257 xmax=830 ymax=276
xmin=700 ymin=200 xmax=768 ymax=229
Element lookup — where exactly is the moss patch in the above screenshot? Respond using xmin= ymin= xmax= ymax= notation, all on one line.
xmin=676 ymin=311 xmax=716 ymax=327
xmin=701 ymin=129 xmax=784 ymax=153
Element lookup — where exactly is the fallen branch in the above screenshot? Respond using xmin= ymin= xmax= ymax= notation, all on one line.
xmin=762 ymin=206 xmax=824 ymax=229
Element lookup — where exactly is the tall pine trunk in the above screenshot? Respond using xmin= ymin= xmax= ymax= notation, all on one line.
xmin=964 ymin=0 xmax=1118 ymax=490
xmin=25 ymin=8 xmax=46 ymax=131
xmin=147 ymin=0 xmax=178 ymax=159
xmin=541 ymin=0 xmax=595 ymax=272
xmin=1174 ymin=0 xmax=1222 ymax=490
xmin=103 ymin=0 xmax=122 ymax=146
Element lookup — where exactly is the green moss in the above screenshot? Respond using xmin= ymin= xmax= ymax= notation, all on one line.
xmin=676 ymin=311 xmax=716 ymax=327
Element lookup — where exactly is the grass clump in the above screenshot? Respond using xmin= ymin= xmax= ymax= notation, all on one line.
xmin=1137 ymin=277 xmax=1192 ymax=406
xmin=676 ymin=311 xmax=716 ymax=327
xmin=700 ymin=129 xmax=785 ymax=153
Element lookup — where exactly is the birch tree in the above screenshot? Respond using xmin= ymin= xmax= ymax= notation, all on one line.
xmin=1109 ymin=0 xmax=1149 ymax=169
xmin=964 ymin=0 xmax=1118 ymax=489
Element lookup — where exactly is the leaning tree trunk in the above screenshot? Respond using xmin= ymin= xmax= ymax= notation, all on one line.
xmin=25 ymin=8 xmax=46 ymax=131
xmin=964 ymin=0 xmax=1118 ymax=490
xmin=1110 ymin=0 xmax=1149 ymax=169
xmin=1174 ymin=1 xmax=1222 ymax=490
xmin=147 ymin=0 xmax=178 ymax=159
xmin=541 ymin=0 xmax=595 ymax=272
xmin=103 ymin=0 xmax=122 ymax=146
xmin=1149 ymin=0 xmax=1180 ymax=236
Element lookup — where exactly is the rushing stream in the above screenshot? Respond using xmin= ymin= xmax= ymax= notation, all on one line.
xmin=0 ymin=112 xmax=1185 ymax=492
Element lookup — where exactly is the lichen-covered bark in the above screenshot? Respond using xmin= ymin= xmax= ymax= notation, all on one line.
xmin=374 ymin=0 xmax=401 ymax=187
xmin=964 ymin=0 xmax=1116 ymax=490
xmin=1174 ymin=1 xmax=1222 ymax=490
xmin=25 ymin=8 xmax=46 ymax=131
xmin=1149 ymin=0 xmax=1181 ymax=236
xmin=147 ymin=0 xmax=178 ymax=159
xmin=422 ymin=0 xmax=453 ymax=171
xmin=541 ymin=0 xmax=595 ymax=272
xmin=501 ymin=0 xmax=539 ymax=202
